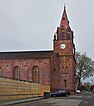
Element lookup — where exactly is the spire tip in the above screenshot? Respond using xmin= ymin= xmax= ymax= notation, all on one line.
xmin=64 ymin=4 xmax=66 ymax=9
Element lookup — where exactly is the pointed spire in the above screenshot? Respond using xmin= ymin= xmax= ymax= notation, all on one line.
xmin=60 ymin=5 xmax=69 ymax=28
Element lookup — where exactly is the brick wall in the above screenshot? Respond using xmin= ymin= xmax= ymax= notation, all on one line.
xmin=0 ymin=58 xmax=50 ymax=85
xmin=0 ymin=77 xmax=50 ymax=102
xmin=50 ymin=55 xmax=59 ymax=91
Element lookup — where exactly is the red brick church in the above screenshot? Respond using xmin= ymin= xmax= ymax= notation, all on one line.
xmin=0 ymin=7 xmax=76 ymax=92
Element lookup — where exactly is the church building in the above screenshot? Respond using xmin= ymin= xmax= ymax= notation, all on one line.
xmin=0 ymin=7 xmax=76 ymax=93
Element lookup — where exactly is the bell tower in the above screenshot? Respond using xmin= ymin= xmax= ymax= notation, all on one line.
xmin=53 ymin=6 xmax=76 ymax=92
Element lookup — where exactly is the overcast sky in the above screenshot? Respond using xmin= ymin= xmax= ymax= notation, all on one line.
xmin=0 ymin=0 xmax=94 ymax=60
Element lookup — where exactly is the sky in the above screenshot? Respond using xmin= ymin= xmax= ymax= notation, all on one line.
xmin=0 ymin=0 xmax=94 ymax=83
xmin=0 ymin=0 xmax=94 ymax=58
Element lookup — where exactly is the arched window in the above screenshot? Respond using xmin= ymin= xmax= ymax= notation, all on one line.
xmin=67 ymin=33 xmax=71 ymax=40
xmin=32 ymin=66 xmax=40 ymax=83
xmin=24 ymin=65 xmax=28 ymax=80
xmin=13 ymin=66 xmax=20 ymax=80
xmin=0 ymin=67 xmax=3 ymax=76
xmin=61 ymin=32 xmax=65 ymax=40
xmin=64 ymin=79 xmax=67 ymax=88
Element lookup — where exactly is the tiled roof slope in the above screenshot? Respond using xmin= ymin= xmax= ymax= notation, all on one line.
xmin=0 ymin=51 xmax=57 ymax=59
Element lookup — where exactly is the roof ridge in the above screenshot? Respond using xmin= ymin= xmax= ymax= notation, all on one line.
xmin=0 ymin=50 xmax=57 ymax=59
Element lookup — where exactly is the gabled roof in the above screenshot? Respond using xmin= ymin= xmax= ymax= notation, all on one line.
xmin=0 ymin=50 xmax=58 ymax=59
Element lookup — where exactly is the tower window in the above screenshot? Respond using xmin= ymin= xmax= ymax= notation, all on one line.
xmin=67 ymin=33 xmax=71 ymax=40
xmin=63 ymin=17 xmax=65 ymax=20
xmin=64 ymin=79 xmax=67 ymax=88
xmin=61 ymin=32 xmax=65 ymax=40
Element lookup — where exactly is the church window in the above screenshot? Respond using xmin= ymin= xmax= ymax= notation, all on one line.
xmin=67 ymin=33 xmax=71 ymax=40
xmin=63 ymin=17 xmax=65 ymax=20
xmin=5 ymin=65 xmax=9 ymax=70
xmin=61 ymin=32 xmax=65 ymax=40
xmin=64 ymin=79 xmax=67 ymax=88
xmin=0 ymin=67 xmax=3 ymax=76
xmin=53 ymin=69 xmax=56 ymax=72
xmin=13 ymin=66 xmax=20 ymax=80
xmin=32 ymin=66 xmax=40 ymax=83
xmin=24 ymin=65 xmax=28 ymax=80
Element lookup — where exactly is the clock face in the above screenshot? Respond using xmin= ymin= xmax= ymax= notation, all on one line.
xmin=60 ymin=44 xmax=66 ymax=49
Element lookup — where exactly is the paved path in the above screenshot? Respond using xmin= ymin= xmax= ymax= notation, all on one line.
xmin=78 ymin=92 xmax=94 ymax=106
xmin=12 ymin=95 xmax=83 ymax=106
xmin=2 ymin=92 xmax=94 ymax=106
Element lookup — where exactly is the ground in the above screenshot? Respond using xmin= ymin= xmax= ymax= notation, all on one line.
xmin=7 ymin=92 xmax=94 ymax=106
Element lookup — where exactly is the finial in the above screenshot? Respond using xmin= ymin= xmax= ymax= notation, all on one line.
xmin=64 ymin=4 xmax=66 ymax=9
xmin=54 ymin=32 xmax=57 ymax=41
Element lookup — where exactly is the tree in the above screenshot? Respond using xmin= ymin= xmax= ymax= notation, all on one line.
xmin=83 ymin=82 xmax=91 ymax=91
xmin=76 ymin=52 xmax=94 ymax=88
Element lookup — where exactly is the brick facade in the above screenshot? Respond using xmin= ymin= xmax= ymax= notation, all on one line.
xmin=0 ymin=57 xmax=52 ymax=85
